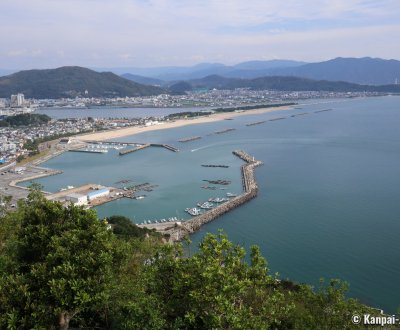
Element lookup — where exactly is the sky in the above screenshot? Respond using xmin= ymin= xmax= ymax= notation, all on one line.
xmin=1 ymin=0 xmax=400 ymax=69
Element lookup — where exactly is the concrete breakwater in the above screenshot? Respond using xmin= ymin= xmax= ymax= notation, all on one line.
xmin=145 ymin=150 xmax=263 ymax=242
xmin=119 ymin=144 xmax=150 ymax=156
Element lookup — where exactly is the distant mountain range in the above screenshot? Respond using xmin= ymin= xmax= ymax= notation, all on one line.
xmin=0 ymin=66 xmax=164 ymax=98
xmin=1 ymin=59 xmax=400 ymax=99
xmin=120 ymin=73 xmax=164 ymax=86
xmin=182 ymin=75 xmax=400 ymax=93
xmin=118 ymin=57 xmax=400 ymax=85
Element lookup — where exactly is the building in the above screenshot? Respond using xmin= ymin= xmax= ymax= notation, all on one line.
xmin=65 ymin=193 xmax=88 ymax=206
xmin=10 ymin=93 xmax=25 ymax=107
xmin=87 ymin=188 xmax=110 ymax=201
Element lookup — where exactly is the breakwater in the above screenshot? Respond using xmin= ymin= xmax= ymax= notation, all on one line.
xmin=145 ymin=150 xmax=263 ymax=242
xmin=119 ymin=144 xmax=150 ymax=156
xmin=215 ymin=128 xmax=236 ymax=134
xmin=150 ymin=144 xmax=179 ymax=152
xmin=179 ymin=136 xmax=202 ymax=142
xmin=70 ymin=149 xmax=107 ymax=154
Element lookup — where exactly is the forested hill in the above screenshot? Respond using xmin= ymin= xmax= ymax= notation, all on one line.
xmin=186 ymin=75 xmax=400 ymax=93
xmin=0 ymin=66 xmax=165 ymax=98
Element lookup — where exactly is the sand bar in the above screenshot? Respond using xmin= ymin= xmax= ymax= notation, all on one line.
xmin=77 ymin=105 xmax=291 ymax=141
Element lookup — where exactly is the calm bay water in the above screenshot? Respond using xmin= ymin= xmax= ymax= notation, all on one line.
xmin=26 ymin=96 xmax=400 ymax=313
xmin=34 ymin=106 xmax=209 ymax=119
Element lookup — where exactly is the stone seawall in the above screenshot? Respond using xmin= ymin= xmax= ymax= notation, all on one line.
xmin=160 ymin=150 xmax=263 ymax=242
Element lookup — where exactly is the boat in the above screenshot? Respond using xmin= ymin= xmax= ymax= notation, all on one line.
xmin=197 ymin=201 xmax=214 ymax=209
xmin=208 ymin=197 xmax=229 ymax=203
xmin=185 ymin=207 xmax=202 ymax=216
xmin=226 ymin=192 xmax=237 ymax=197
xmin=135 ymin=195 xmax=145 ymax=200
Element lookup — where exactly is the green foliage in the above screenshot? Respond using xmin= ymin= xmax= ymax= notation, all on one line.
xmin=0 ymin=188 xmax=126 ymax=329
xmin=0 ymin=194 xmax=390 ymax=329
xmin=0 ymin=67 xmax=164 ymax=98
xmin=0 ymin=113 xmax=51 ymax=127
xmin=107 ymin=215 xmax=162 ymax=239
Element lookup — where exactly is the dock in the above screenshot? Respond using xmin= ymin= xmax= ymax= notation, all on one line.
xmin=179 ymin=136 xmax=202 ymax=143
xmin=140 ymin=150 xmax=263 ymax=242
xmin=119 ymin=144 xmax=150 ymax=156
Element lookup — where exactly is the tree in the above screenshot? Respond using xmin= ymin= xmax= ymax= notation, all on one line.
xmin=0 ymin=187 xmax=126 ymax=329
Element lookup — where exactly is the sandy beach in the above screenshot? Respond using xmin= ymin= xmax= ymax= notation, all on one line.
xmin=77 ymin=105 xmax=292 ymax=141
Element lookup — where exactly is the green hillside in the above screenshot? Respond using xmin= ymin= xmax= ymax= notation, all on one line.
xmin=0 ymin=66 xmax=165 ymax=98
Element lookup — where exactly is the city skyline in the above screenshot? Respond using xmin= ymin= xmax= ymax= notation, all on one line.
xmin=1 ymin=0 xmax=400 ymax=69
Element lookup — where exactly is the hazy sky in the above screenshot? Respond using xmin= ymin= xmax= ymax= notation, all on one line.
xmin=1 ymin=0 xmax=399 ymax=69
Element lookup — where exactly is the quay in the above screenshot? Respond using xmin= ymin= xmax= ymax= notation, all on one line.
xmin=140 ymin=150 xmax=263 ymax=242
xmin=119 ymin=144 xmax=150 ymax=156
xmin=178 ymin=136 xmax=202 ymax=142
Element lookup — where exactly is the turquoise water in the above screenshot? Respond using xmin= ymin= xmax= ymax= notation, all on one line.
xmin=26 ymin=96 xmax=400 ymax=313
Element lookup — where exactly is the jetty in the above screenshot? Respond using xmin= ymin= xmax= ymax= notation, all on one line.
xmin=150 ymin=143 xmax=179 ymax=152
xmin=140 ymin=150 xmax=263 ymax=242
xmin=119 ymin=144 xmax=150 ymax=156
xmin=178 ymin=136 xmax=202 ymax=143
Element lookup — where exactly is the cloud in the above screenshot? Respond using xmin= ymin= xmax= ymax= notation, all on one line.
xmin=0 ymin=0 xmax=399 ymax=67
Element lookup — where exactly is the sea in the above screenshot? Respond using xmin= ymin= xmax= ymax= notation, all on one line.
xmin=28 ymin=96 xmax=400 ymax=313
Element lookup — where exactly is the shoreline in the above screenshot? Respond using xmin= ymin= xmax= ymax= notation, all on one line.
xmin=77 ymin=105 xmax=292 ymax=141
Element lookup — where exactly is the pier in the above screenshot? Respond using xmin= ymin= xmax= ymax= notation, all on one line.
xmin=119 ymin=144 xmax=150 ymax=156
xmin=141 ymin=150 xmax=263 ymax=242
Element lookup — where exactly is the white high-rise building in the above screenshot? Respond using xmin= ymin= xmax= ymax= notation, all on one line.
xmin=10 ymin=93 xmax=25 ymax=107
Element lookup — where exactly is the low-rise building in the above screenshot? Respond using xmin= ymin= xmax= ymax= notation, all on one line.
xmin=65 ymin=193 xmax=88 ymax=206
xmin=87 ymin=188 xmax=109 ymax=201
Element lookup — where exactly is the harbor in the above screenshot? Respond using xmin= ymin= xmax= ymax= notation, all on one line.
xmin=139 ymin=150 xmax=263 ymax=242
